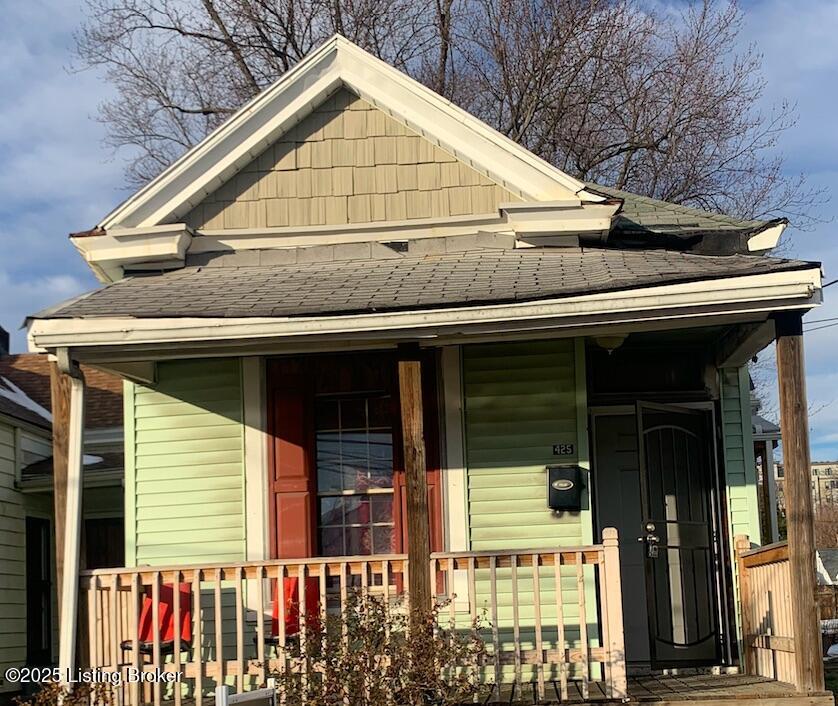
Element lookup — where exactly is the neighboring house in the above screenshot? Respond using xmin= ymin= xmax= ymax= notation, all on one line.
xmin=776 ymin=461 xmax=838 ymax=509
xmin=752 ymin=388 xmax=781 ymax=542
xmin=817 ymin=549 xmax=838 ymax=586
xmin=25 ymin=37 xmax=831 ymax=704
xmin=0 ymin=331 xmax=123 ymax=697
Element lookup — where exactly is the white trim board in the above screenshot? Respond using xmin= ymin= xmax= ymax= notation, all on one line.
xmin=242 ymin=357 xmax=269 ymax=564
xmin=28 ymin=268 xmax=822 ymax=354
xmin=440 ymin=345 xmax=468 ymax=553
xmin=98 ymin=35 xmax=600 ymax=231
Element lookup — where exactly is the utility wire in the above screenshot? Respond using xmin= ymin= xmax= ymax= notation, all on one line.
xmin=805 ymin=321 xmax=838 ymax=334
xmin=804 ymin=316 xmax=838 ymax=326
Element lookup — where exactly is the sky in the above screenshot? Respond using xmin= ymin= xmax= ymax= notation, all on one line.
xmin=0 ymin=1 xmax=837 ymax=456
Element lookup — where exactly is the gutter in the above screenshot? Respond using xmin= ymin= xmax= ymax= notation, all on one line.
xmin=27 ymin=267 xmax=822 ymax=352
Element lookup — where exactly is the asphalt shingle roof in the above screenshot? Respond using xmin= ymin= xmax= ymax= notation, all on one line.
xmin=589 ymin=184 xmax=772 ymax=238
xmin=37 ymin=248 xmax=816 ymax=321
xmin=0 ymin=354 xmax=123 ymax=428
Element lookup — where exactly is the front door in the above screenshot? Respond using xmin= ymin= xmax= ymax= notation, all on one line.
xmin=636 ymin=402 xmax=722 ymax=667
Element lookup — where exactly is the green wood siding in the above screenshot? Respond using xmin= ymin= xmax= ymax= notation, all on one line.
xmin=0 ymin=420 xmax=24 ymax=692
xmin=461 ymin=339 xmax=597 ymax=680
xmin=126 ymin=359 xmax=246 ymax=566
xmin=463 ymin=339 xmax=590 ymax=549
xmin=720 ymin=366 xmax=761 ymax=546
xmin=720 ymin=366 xmax=760 ymax=653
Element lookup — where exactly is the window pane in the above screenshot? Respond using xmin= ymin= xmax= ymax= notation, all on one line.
xmin=343 ymin=496 xmax=371 ymax=526
xmin=319 ymin=497 xmax=343 ymax=527
xmin=340 ymin=433 xmax=370 ymax=490
xmin=321 ymin=528 xmax=344 ymax=557
xmin=373 ymin=526 xmax=396 ymax=554
xmin=371 ymin=495 xmax=393 ymax=524
xmin=368 ymin=432 xmax=393 ymax=487
xmin=346 ymin=527 xmax=372 ymax=556
xmin=315 ymin=399 xmax=339 ymax=431
xmin=316 ymin=432 xmax=343 ymax=492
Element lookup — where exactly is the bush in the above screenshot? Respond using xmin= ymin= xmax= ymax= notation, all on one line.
xmin=271 ymin=593 xmax=489 ymax=706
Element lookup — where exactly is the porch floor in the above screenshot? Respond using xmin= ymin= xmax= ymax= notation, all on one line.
xmin=486 ymin=673 xmax=834 ymax=705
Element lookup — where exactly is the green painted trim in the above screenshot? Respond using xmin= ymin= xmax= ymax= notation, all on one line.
xmin=123 ymin=380 xmax=137 ymax=567
xmin=574 ymin=338 xmax=593 ymax=545
xmin=738 ymin=366 xmax=761 ymax=545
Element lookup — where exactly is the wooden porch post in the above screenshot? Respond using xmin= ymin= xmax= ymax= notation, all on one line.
xmin=54 ymin=354 xmax=86 ymax=685
xmin=49 ymin=361 xmax=73 ymax=619
xmin=398 ymin=347 xmax=432 ymax=618
xmin=774 ymin=311 xmax=824 ymax=692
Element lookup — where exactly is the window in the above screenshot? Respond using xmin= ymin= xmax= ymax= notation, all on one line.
xmin=315 ymin=394 xmax=396 ymax=557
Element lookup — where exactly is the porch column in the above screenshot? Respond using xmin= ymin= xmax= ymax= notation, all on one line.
xmin=774 ymin=311 xmax=824 ymax=692
xmin=55 ymin=353 xmax=86 ymax=684
xmin=49 ymin=361 xmax=73 ymax=618
xmin=398 ymin=346 xmax=432 ymax=617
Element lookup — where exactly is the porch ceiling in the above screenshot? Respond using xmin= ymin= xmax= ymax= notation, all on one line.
xmin=31 ymin=247 xmax=816 ymax=321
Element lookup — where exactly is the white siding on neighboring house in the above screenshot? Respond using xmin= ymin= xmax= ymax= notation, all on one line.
xmin=0 ymin=419 xmax=25 ymax=693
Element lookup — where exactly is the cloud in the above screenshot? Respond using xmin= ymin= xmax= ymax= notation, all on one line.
xmin=0 ymin=270 xmax=90 ymax=352
xmin=734 ymin=0 xmax=838 ymax=460
xmin=0 ymin=0 xmax=114 ymax=350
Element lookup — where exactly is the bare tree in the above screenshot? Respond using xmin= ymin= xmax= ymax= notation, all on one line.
xmin=815 ymin=503 xmax=838 ymax=549
xmin=75 ymin=0 xmax=824 ymax=224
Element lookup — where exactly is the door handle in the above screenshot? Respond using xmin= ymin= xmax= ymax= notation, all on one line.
xmin=637 ymin=533 xmax=660 ymax=558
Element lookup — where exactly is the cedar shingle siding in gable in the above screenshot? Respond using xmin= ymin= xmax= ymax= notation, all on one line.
xmin=184 ymin=88 xmax=522 ymax=229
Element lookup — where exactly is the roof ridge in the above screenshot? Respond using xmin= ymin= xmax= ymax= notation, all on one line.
xmin=587 ymin=182 xmax=771 ymax=229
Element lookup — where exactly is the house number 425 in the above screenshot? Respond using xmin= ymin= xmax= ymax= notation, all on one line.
xmin=552 ymin=443 xmax=574 ymax=456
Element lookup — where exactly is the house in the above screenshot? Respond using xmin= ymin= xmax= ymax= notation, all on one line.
xmin=777 ymin=461 xmax=838 ymax=510
xmin=0 ymin=331 xmax=123 ymax=697
xmin=752 ymin=389 xmax=781 ymax=543
xmin=25 ymin=36 xmax=831 ymax=705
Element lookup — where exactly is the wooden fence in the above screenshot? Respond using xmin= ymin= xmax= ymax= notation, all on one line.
xmin=78 ymin=530 xmax=626 ymax=705
xmin=736 ymin=537 xmax=796 ymax=686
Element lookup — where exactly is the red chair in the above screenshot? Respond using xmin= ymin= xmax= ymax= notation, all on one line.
xmin=121 ymin=583 xmax=192 ymax=655
xmin=265 ymin=576 xmax=320 ymax=646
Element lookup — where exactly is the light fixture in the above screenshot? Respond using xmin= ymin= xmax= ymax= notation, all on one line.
xmin=593 ymin=334 xmax=627 ymax=355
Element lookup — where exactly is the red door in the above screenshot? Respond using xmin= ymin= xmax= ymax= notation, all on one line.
xmin=267 ymin=352 xmax=442 ymax=559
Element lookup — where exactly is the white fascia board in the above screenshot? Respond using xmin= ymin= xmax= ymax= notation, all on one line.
xmin=28 ymin=268 xmax=821 ymax=351
xmin=748 ymin=222 xmax=786 ymax=252
xmin=72 ymin=225 xmax=192 ymax=283
xmin=501 ymin=201 xmax=619 ymax=235
xmin=99 ymin=35 xmax=597 ymax=231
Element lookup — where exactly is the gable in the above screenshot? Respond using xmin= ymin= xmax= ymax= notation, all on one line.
xmin=183 ymin=88 xmax=522 ymax=230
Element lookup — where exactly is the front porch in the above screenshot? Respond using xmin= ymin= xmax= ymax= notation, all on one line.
xmin=37 ymin=313 xmax=828 ymax=704
xmin=78 ymin=540 xmax=834 ymax=706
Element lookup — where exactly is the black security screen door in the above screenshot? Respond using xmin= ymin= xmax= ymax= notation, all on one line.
xmin=636 ymin=402 xmax=722 ymax=667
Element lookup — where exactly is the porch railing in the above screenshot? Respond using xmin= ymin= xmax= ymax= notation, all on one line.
xmin=735 ymin=537 xmax=796 ymax=687
xmin=79 ymin=529 xmax=625 ymax=704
